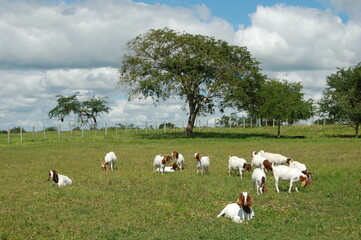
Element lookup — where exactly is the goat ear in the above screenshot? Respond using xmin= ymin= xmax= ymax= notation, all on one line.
xmin=53 ymin=171 xmax=59 ymax=183
xmin=247 ymin=194 xmax=253 ymax=207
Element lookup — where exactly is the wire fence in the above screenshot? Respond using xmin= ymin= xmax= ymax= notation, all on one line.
xmin=1 ymin=117 xmax=327 ymax=144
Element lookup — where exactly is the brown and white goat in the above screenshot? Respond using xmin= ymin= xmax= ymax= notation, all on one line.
xmin=217 ymin=192 xmax=254 ymax=223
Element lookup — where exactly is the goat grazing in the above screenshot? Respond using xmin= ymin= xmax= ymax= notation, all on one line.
xmin=194 ymin=153 xmax=210 ymax=175
xmin=288 ymin=160 xmax=312 ymax=181
xmin=153 ymin=154 xmax=172 ymax=174
xmin=48 ymin=169 xmax=72 ymax=187
xmin=217 ymin=192 xmax=254 ymax=223
xmin=273 ymin=165 xmax=311 ymax=193
xmin=172 ymin=151 xmax=185 ymax=170
xmin=101 ymin=151 xmax=117 ymax=171
xmin=228 ymin=156 xmax=252 ymax=178
xmin=257 ymin=150 xmax=291 ymax=166
xmin=251 ymin=168 xmax=267 ymax=195
xmin=251 ymin=151 xmax=273 ymax=171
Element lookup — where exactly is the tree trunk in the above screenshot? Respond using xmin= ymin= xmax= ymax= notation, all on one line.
xmin=186 ymin=101 xmax=198 ymax=136
xmin=277 ymin=120 xmax=281 ymax=138
xmin=356 ymin=123 xmax=359 ymax=138
xmin=186 ymin=111 xmax=197 ymax=136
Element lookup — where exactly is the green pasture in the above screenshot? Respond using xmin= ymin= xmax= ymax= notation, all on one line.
xmin=0 ymin=125 xmax=360 ymax=239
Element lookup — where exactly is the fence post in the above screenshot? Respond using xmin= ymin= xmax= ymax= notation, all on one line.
xmin=43 ymin=125 xmax=46 ymax=140
xmin=32 ymin=126 xmax=35 ymax=141
xmin=243 ymin=118 xmax=245 ymax=128
xmin=259 ymin=118 xmax=261 ymax=127
xmin=145 ymin=121 xmax=148 ymax=134
xmin=105 ymin=123 xmax=108 ymax=136
xmin=20 ymin=127 xmax=23 ymax=143
xmin=8 ymin=127 xmax=10 ymax=144
xmin=58 ymin=125 xmax=61 ymax=140
xmin=163 ymin=121 xmax=166 ymax=133
xmin=250 ymin=118 xmax=253 ymax=128
xmin=82 ymin=126 xmax=84 ymax=138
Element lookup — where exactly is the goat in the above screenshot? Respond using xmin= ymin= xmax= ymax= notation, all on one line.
xmin=257 ymin=150 xmax=291 ymax=166
xmin=172 ymin=151 xmax=185 ymax=170
xmin=228 ymin=156 xmax=252 ymax=178
xmin=251 ymin=168 xmax=267 ymax=195
xmin=153 ymin=154 xmax=172 ymax=174
xmin=251 ymin=151 xmax=273 ymax=171
xmin=217 ymin=192 xmax=254 ymax=223
xmin=101 ymin=151 xmax=117 ymax=171
xmin=273 ymin=165 xmax=311 ymax=193
xmin=288 ymin=160 xmax=313 ymax=181
xmin=48 ymin=169 xmax=72 ymax=187
xmin=155 ymin=162 xmax=180 ymax=173
xmin=194 ymin=153 xmax=210 ymax=175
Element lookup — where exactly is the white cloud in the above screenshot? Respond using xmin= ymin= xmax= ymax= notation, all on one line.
xmin=1 ymin=0 xmax=361 ymax=130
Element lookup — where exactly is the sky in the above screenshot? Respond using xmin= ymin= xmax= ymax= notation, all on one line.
xmin=1 ymin=0 xmax=361 ymax=131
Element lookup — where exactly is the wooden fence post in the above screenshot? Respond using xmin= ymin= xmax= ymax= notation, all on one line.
xmin=163 ymin=121 xmax=166 ymax=133
xmin=8 ymin=127 xmax=10 ymax=144
xmin=145 ymin=121 xmax=148 ymax=134
xmin=32 ymin=126 xmax=35 ymax=141
xmin=58 ymin=125 xmax=61 ymax=140
xmin=43 ymin=125 xmax=46 ymax=140
xmin=20 ymin=127 xmax=23 ymax=143
xmin=105 ymin=123 xmax=108 ymax=136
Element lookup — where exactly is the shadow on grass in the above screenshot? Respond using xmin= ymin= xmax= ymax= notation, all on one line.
xmin=324 ymin=134 xmax=358 ymax=138
xmin=139 ymin=131 xmax=306 ymax=140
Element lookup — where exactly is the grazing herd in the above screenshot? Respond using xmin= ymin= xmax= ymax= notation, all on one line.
xmin=48 ymin=149 xmax=312 ymax=224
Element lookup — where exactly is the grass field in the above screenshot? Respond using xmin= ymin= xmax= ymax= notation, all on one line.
xmin=0 ymin=125 xmax=360 ymax=239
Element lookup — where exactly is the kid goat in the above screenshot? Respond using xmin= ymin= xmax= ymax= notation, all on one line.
xmin=252 ymin=168 xmax=267 ymax=195
xmin=194 ymin=153 xmax=210 ymax=175
xmin=101 ymin=151 xmax=117 ymax=171
xmin=228 ymin=156 xmax=252 ymax=178
xmin=48 ymin=169 xmax=72 ymax=187
xmin=217 ymin=192 xmax=254 ymax=223
xmin=273 ymin=165 xmax=311 ymax=193
xmin=153 ymin=154 xmax=172 ymax=174
xmin=172 ymin=151 xmax=185 ymax=170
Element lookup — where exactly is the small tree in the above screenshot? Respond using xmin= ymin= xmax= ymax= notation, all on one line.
xmin=319 ymin=62 xmax=361 ymax=137
xmin=48 ymin=93 xmax=110 ymax=130
xmin=119 ymin=28 xmax=263 ymax=136
xmin=258 ymin=79 xmax=314 ymax=138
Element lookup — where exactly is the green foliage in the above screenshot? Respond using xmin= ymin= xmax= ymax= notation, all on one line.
xmin=48 ymin=93 xmax=110 ymax=130
xmin=0 ymin=125 xmax=360 ymax=239
xmin=45 ymin=126 xmax=58 ymax=131
xmin=119 ymin=28 xmax=264 ymax=135
xmin=320 ymin=62 xmax=361 ymax=137
xmin=158 ymin=122 xmax=175 ymax=129
xmin=258 ymin=79 xmax=314 ymax=137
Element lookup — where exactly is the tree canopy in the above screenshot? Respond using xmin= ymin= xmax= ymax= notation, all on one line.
xmin=48 ymin=93 xmax=110 ymax=130
xmin=119 ymin=28 xmax=264 ymax=136
xmin=319 ymin=62 xmax=361 ymax=137
xmin=257 ymin=79 xmax=314 ymax=138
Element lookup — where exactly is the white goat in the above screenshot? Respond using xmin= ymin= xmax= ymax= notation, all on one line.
xmin=251 ymin=168 xmax=267 ymax=195
xmin=217 ymin=192 xmax=254 ymax=223
xmin=153 ymin=154 xmax=172 ymax=174
xmin=194 ymin=153 xmax=210 ymax=175
xmin=251 ymin=151 xmax=273 ymax=171
xmin=289 ymin=160 xmax=313 ymax=182
xmin=172 ymin=151 xmax=185 ymax=170
xmin=101 ymin=151 xmax=117 ymax=171
xmin=273 ymin=165 xmax=311 ymax=193
xmin=228 ymin=156 xmax=252 ymax=178
xmin=257 ymin=150 xmax=291 ymax=166
xmin=48 ymin=170 xmax=72 ymax=187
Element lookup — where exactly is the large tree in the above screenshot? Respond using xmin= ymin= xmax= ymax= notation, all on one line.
xmin=48 ymin=93 xmax=110 ymax=130
xmin=319 ymin=62 xmax=361 ymax=137
xmin=119 ymin=28 xmax=264 ymax=136
xmin=257 ymin=79 xmax=314 ymax=138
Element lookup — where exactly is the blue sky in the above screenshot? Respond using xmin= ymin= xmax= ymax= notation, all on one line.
xmin=0 ymin=0 xmax=360 ymax=131
xmin=134 ymin=0 xmax=346 ymax=26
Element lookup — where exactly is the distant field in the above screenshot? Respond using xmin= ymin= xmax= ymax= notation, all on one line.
xmin=0 ymin=125 xmax=360 ymax=239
